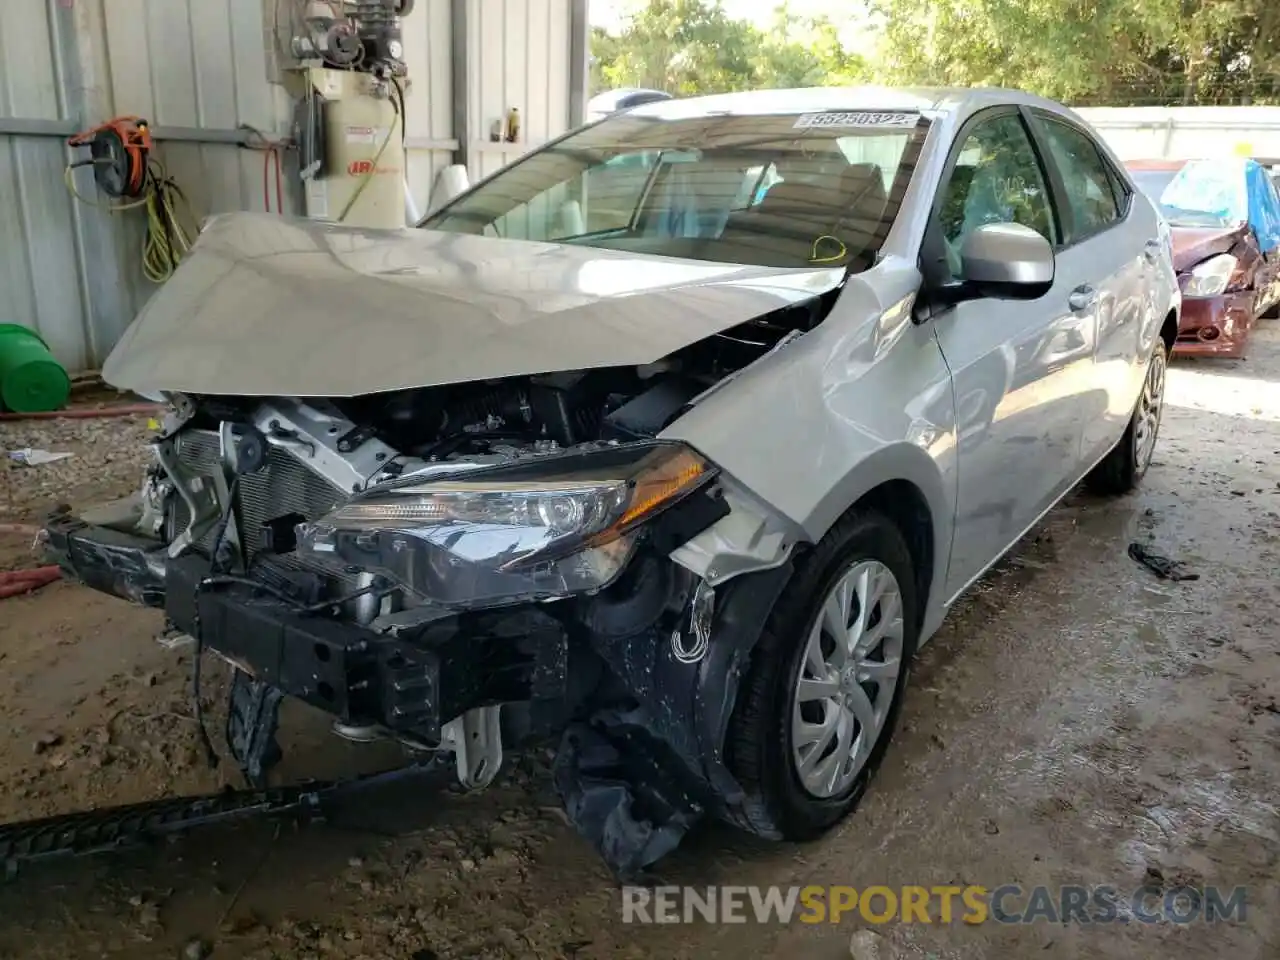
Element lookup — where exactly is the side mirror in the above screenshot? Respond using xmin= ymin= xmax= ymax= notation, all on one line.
xmin=960 ymin=222 xmax=1054 ymax=299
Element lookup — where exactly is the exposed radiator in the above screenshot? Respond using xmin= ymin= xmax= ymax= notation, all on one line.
xmin=171 ymin=429 xmax=347 ymax=562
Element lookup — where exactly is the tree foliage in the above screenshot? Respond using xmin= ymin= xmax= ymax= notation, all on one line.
xmin=590 ymin=1 xmax=868 ymax=96
xmin=872 ymin=0 xmax=1280 ymax=105
xmin=590 ymin=0 xmax=1280 ymax=106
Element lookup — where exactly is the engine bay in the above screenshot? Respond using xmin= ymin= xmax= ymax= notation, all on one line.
xmin=179 ymin=296 xmax=834 ymax=463
xmin=138 ymin=294 xmax=833 ymax=618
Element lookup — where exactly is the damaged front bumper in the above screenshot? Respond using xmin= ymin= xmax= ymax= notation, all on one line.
xmin=46 ymin=506 xmax=570 ymax=742
xmin=43 ymin=503 xmax=794 ymax=878
xmin=45 ymin=505 xmax=169 ymax=608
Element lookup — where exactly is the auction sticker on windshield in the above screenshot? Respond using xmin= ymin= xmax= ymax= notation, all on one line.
xmin=793 ymin=111 xmax=920 ymax=129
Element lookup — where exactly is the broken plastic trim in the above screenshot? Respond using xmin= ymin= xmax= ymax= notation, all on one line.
xmin=553 ymin=559 xmax=794 ymax=879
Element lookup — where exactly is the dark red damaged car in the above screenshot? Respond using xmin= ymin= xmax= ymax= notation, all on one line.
xmin=1127 ymin=158 xmax=1280 ymax=358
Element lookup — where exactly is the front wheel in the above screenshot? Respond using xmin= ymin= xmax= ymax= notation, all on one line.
xmin=1086 ymin=337 xmax=1168 ymax=495
xmin=726 ymin=509 xmax=919 ymax=840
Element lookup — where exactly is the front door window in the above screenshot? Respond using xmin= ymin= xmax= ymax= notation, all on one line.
xmin=938 ymin=114 xmax=1059 ymax=278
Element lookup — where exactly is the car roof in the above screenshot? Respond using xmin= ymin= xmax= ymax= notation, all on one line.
xmin=626 ymin=85 xmax=1072 ymax=120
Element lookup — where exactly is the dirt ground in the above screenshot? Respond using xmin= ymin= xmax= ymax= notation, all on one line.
xmin=1 ymin=329 xmax=1278 ymax=960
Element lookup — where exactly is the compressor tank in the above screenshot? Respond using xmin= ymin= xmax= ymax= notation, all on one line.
xmin=296 ymin=67 xmax=406 ymax=230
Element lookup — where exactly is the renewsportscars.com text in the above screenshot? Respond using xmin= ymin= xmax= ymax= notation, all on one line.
xmin=621 ymin=884 xmax=1248 ymax=926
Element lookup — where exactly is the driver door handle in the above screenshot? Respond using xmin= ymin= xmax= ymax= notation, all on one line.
xmin=1143 ymin=239 xmax=1162 ymax=264
xmin=1068 ymin=285 xmax=1098 ymax=311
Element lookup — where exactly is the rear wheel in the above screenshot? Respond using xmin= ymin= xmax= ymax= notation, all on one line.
xmin=726 ymin=509 xmax=919 ymax=840
xmin=1086 ymin=337 xmax=1168 ymax=496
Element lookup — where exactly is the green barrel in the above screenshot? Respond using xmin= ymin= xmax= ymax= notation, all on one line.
xmin=0 ymin=324 xmax=70 ymax=414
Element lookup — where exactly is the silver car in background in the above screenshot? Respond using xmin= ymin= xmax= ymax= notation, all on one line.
xmin=585 ymin=87 xmax=673 ymax=121
xmin=48 ymin=86 xmax=1180 ymax=877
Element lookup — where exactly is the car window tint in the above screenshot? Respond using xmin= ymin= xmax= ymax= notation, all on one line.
xmin=1038 ymin=118 xmax=1121 ymax=240
xmin=938 ymin=113 xmax=1058 ymax=278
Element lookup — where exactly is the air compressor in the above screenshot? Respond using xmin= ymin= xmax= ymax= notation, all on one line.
xmin=284 ymin=0 xmax=415 ymax=229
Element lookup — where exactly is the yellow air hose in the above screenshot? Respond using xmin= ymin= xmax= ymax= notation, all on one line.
xmin=65 ymin=159 xmax=197 ymax=284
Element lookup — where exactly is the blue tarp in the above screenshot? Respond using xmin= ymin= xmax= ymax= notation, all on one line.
xmin=1159 ymin=158 xmax=1280 ymax=254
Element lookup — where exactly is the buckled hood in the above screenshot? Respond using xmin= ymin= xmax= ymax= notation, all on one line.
xmin=103 ymin=213 xmax=845 ymax=398
xmin=1170 ymin=224 xmax=1247 ymax=273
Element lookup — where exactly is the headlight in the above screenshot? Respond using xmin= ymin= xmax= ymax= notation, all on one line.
xmin=297 ymin=442 xmax=715 ymax=607
xmin=1181 ymin=253 xmax=1239 ymax=298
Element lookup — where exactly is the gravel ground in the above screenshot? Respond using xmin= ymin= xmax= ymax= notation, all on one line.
xmin=1 ymin=330 xmax=1278 ymax=959
xmin=1 ymin=405 xmax=154 ymax=530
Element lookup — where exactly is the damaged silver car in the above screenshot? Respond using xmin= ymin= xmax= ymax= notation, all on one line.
xmin=46 ymin=87 xmax=1180 ymax=877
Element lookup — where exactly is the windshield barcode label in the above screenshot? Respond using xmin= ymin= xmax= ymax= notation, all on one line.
xmin=793 ymin=111 xmax=919 ymax=129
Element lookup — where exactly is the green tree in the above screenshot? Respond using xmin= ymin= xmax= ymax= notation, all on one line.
xmin=595 ymin=0 xmax=760 ymax=95
xmin=753 ymin=9 xmax=868 ymax=88
xmin=593 ymin=0 xmax=1279 ymax=106
xmin=870 ymin=0 xmax=1166 ymax=102
xmin=869 ymin=0 xmax=1280 ymax=106
xmin=589 ymin=26 xmax=624 ymax=93
xmin=590 ymin=0 xmax=867 ymax=96
xmin=809 ymin=18 xmax=867 ymax=85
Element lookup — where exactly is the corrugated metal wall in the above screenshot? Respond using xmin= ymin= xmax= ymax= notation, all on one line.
xmin=93 ymin=0 xmax=300 ymax=330
xmin=469 ymin=0 xmax=571 ymax=181
xmin=0 ymin=0 xmax=582 ymax=372
xmin=0 ymin=1 xmax=94 ymax=371
xmin=103 ymin=0 xmax=289 ymax=218
xmin=403 ymin=0 xmax=457 ymax=211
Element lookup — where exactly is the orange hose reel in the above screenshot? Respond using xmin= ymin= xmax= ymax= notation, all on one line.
xmin=67 ymin=116 xmax=154 ymax=199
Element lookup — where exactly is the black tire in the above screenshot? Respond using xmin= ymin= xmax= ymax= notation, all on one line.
xmin=725 ymin=508 xmax=919 ymax=841
xmin=1086 ymin=337 xmax=1169 ymax=496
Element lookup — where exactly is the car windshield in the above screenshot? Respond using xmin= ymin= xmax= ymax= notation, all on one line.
xmin=1129 ymin=167 xmax=1235 ymax=228
xmin=422 ymin=110 xmax=930 ymax=270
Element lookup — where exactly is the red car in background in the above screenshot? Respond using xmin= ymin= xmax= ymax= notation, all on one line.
xmin=1127 ymin=158 xmax=1280 ymax=358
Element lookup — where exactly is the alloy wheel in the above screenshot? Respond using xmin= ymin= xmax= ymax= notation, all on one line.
xmin=790 ymin=560 xmax=905 ymax=799
xmin=1133 ymin=346 xmax=1167 ymax=473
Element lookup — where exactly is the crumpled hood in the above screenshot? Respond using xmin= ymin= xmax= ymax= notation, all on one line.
xmin=103 ymin=212 xmax=845 ymax=397
xmin=1171 ymin=224 xmax=1246 ymax=272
